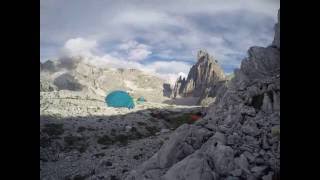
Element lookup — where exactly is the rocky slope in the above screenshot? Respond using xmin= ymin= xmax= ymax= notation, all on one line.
xmin=172 ymin=50 xmax=227 ymax=106
xmin=40 ymin=102 xmax=203 ymax=180
xmin=40 ymin=58 xmax=172 ymax=103
xmin=125 ymin=9 xmax=280 ymax=180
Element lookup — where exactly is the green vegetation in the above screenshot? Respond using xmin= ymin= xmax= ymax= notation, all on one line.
xmin=145 ymin=126 xmax=159 ymax=136
xmin=226 ymin=73 xmax=235 ymax=80
xmin=97 ymin=135 xmax=113 ymax=146
xmin=166 ymin=113 xmax=196 ymax=129
xmin=42 ymin=123 xmax=64 ymax=137
xmin=137 ymin=121 xmax=147 ymax=126
xmin=114 ymin=134 xmax=129 ymax=145
xmin=40 ymin=136 xmax=51 ymax=148
xmin=77 ymin=126 xmax=86 ymax=133
xmin=271 ymin=126 xmax=280 ymax=138
xmin=131 ymin=127 xmax=143 ymax=138
xmin=64 ymin=135 xmax=88 ymax=153
xmin=97 ymin=134 xmax=129 ymax=146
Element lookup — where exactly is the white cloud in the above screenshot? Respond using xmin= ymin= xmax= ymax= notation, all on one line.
xmin=62 ymin=38 xmax=97 ymax=57
xmin=112 ymin=11 xmax=173 ymax=27
xmin=128 ymin=48 xmax=152 ymax=61
xmin=178 ymin=72 xmax=187 ymax=79
xmin=59 ymin=38 xmax=190 ymax=85
xmin=145 ymin=61 xmax=190 ymax=75
xmin=41 ymin=0 xmax=279 ymax=74
xmin=118 ymin=40 xmax=152 ymax=61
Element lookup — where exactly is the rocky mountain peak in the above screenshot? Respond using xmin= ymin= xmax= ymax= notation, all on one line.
xmin=41 ymin=59 xmax=59 ymax=72
xmin=197 ymin=49 xmax=218 ymax=64
xmin=197 ymin=49 xmax=209 ymax=61
xmin=172 ymin=49 xmax=226 ymax=105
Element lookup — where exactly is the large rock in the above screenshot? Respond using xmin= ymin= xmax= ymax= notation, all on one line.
xmin=125 ymin=124 xmax=213 ymax=180
xmin=53 ymin=73 xmax=84 ymax=91
xmin=157 ymin=124 xmax=213 ymax=168
xmin=163 ymin=152 xmax=217 ymax=180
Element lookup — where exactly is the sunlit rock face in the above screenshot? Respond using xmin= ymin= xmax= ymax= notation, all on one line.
xmin=172 ymin=49 xmax=226 ymax=105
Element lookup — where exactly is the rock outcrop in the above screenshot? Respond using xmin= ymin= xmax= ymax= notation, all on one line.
xmin=172 ymin=50 xmax=226 ymax=105
xmin=172 ymin=76 xmax=186 ymax=98
xmin=126 ymin=9 xmax=280 ymax=180
xmin=272 ymin=9 xmax=280 ymax=49
xmin=41 ymin=60 xmax=59 ymax=72
xmin=53 ymin=73 xmax=84 ymax=91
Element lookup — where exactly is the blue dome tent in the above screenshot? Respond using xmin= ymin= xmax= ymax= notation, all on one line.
xmin=137 ymin=96 xmax=146 ymax=104
xmin=105 ymin=90 xmax=135 ymax=109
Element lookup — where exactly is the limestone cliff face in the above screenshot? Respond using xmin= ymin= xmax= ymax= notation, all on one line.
xmin=126 ymin=9 xmax=280 ymax=180
xmin=172 ymin=50 xmax=226 ymax=105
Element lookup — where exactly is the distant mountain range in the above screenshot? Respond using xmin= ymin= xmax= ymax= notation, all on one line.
xmin=40 ymin=58 xmax=172 ymax=103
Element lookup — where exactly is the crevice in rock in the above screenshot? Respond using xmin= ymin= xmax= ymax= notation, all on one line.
xmin=251 ymin=94 xmax=264 ymax=110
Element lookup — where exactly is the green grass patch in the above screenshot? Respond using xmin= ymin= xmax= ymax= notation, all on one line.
xmin=64 ymin=135 xmax=88 ymax=153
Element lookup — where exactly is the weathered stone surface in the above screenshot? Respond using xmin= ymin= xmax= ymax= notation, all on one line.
xmin=234 ymin=154 xmax=250 ymax=174
xmin=262 ymin=172 xmax=274 ymax=180
xmin=157 ymin=124 xmax=212 ymax=168
xmin=163 ymin=152 xmax=216 ymax=180
xmin=230 ymin=169 xmax=242 ymax=177
xmin=209 ymin=144 xmax=235 ymax=175
xmin=211 ymin=131 xmax=227 ymax=145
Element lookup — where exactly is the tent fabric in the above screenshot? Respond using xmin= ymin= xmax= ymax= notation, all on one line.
xmin=137 ymin=96 xmax=146 ymax=104
xmin=190 ymin=115 xmax=201 ymax=121
xmin=105 ymin=90 xmax=135 ymax=109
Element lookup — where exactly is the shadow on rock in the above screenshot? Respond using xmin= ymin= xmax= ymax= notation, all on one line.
xmin=40 ymin=106 xmax=203 ymax=180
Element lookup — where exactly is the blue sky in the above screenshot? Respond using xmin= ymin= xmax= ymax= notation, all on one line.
xmin=41 ymin=0 xmax=279 ymax=81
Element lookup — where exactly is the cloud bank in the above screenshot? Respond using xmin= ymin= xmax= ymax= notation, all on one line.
xmin=41 ymin=0 xmax=280 ymax=76
xmin=60 ymin=38 xmax=191 ymax=84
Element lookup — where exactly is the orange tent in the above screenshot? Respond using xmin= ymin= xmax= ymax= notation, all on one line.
xmin=190 ymin=114 xmax=201 ymax=121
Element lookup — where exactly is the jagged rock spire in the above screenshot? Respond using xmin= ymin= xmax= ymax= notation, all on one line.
xmin=172 ymin=49 xmax=226 ymax=104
